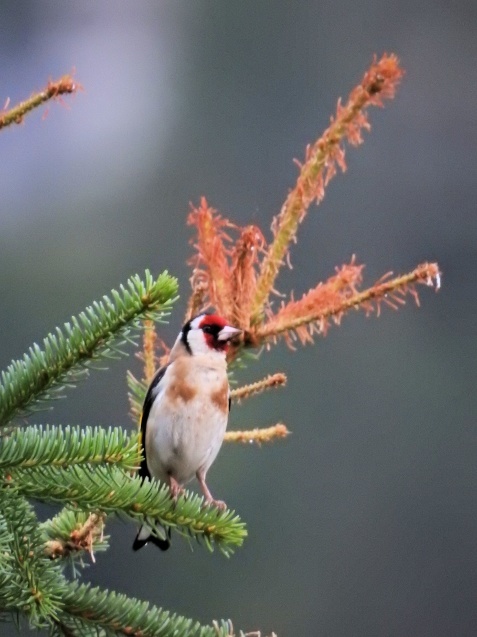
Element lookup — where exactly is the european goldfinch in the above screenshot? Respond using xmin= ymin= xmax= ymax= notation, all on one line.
xmin=133 ymin=313 xmax=241 ymax=551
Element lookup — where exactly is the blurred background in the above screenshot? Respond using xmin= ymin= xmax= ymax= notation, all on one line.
xmin=1 ymin=2 xmax=476 ymax=635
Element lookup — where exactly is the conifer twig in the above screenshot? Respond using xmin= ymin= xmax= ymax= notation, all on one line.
xmin=7 ymin=465 xmax=247 ymax=555
xmin=258 ymin=262 xmax=441 ymax=343
xmin=1 ymin=490 xmax=64 ymax=626
xmin=44 ymin=513 xmax=105 ymax=562
xmin=141 ymin=319 xmax=158 ymax=384
xmin=0 ymin=270 xmax=178 ymax=426
xmin=0 ymin=426 xmax=138 ymax=470
xmin=230 ymin=373 xmax=287 ymax=401
xmin=0 ymin=74 xmax=81 ymax=130
xmin=251 ymin=54 xmax=404 ymax=319
xmin=60 ymin=582 xmax=236 ymax=637
xmin=224 ymin=424 xmax=290 ymax=445
xmin=187 ymin=198 xmax=236 ymax=318
xmin=184 ymin=280 xmax=208 ymax=323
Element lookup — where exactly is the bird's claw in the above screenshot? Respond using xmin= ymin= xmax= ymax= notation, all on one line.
xmin=205 ymin=498 xmax=227 ymax=511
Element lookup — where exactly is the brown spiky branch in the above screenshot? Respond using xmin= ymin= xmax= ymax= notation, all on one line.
xmin=140 ymin=320 xmax=158 ymax=384
xmin=257 ymin=262 xmax=440 ymax=345
xmin=224 ymin=424 xmax=290 ymax=445
xmin=251 ymin=53 xmax=404 ymax=320
xmin=129 ymin=53 xmax=440 ymax=449
xmin=45 ymin=513 xmax=105 ymax=562
xmin=184 ymin=280 xmax=208 ymax=323
xmin=187 ymin=198 xmax=237 ymax=318
xmin=229 ymin=225 xmax=266 ymax=330
xmin=129 ymin=326 xmax=170 ymax=433
xmin=0 ymin=73 xmax=81 ymax=130
xmin=230 ymin=373 xmax=287 ymax=401
xmin=187 ymin=198 xmax=266 ymax=329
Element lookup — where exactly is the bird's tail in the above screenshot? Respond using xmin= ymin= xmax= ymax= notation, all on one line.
xmin=132 ymin=524 xmax=171 ymax=551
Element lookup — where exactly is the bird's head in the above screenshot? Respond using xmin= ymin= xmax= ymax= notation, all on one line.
xmin=173 ymin=313 xmax=242 ymax=358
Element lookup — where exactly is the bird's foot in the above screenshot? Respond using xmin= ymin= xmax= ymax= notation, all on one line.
xmin=169 ymin=476 xmax=185 ymax=500
xmin=196 ymin=472 xmax=226 ymax=510
xmin=204 ymin=497 xmax=227 ymax=511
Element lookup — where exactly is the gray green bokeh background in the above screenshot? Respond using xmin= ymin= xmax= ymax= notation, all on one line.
xmin=1 ymin=2 xmax=476 ymax=635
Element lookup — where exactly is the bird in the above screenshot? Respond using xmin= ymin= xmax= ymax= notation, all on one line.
xmin=132 ymin=312 xmax=242 ymax=551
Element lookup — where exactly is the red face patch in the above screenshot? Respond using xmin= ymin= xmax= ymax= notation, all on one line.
xmin=199 ymin=314 xmax=228 ymax=330
xmin=199 ymin=314 xmax=230 ymax=351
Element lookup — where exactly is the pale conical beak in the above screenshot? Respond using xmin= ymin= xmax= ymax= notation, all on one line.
xmin=217 ymin=325 xmax=242 ymax=342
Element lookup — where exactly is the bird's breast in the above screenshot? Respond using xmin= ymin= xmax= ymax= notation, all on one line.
xmin=165 ymin=355 xmax=229 ymax=415
xmin=145 ymin=354 xmax=229 ymax=484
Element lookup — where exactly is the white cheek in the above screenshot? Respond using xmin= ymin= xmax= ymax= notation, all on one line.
xmin=186 ymin=330 xmax=209 ymax=355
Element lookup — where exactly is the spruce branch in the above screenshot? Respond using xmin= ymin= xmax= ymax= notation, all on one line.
xmin=127 ymin=371 xmax=147 ymax=426
xmin=0 ymin=270 xmax=178 ymax=427
xmin=1 ymin=495 xmax=241 ymax=636
xmin=0 ymin=509 xmax=16 ymax=596
xmin=0 ymin=425 xmax=138 ymax=471
xmin=42 ymin=511 xmax=107 ymax=565
xmin=0 ymin=73 xmax=81 ymax=131
xmin=50 ymin=617 xmax=94 ymax=637
xmin=7 ymin=466 xmax=246 ymax=555
xmin=59 ymin=581 xmax=236 ymax=637
xmin=0 ymin=490 xmax=64 ymax=627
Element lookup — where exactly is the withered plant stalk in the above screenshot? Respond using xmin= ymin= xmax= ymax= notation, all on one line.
xmin=0 ymin=73 xmax=80 ymax=130
xmin=129 ymin=52 xmax=440 ymax=446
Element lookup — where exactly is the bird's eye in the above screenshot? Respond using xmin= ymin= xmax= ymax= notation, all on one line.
xmin=202 ymin=325 xmax=214 ymax=334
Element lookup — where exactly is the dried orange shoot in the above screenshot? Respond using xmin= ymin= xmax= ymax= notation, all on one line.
xmin=128 ymin=53 xmax=440 ymax=448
